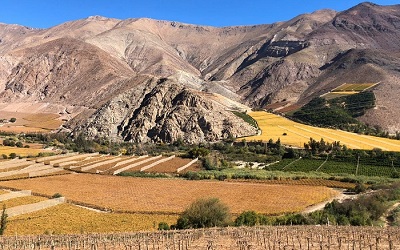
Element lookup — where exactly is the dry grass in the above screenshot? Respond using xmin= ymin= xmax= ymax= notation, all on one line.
xmin=0 ymin=174 xmax=338 ymax=215
xmin=244 ymin=111 xmax=400 ymax=151
xmin=7 ymin=203 xmax=177 ymax=235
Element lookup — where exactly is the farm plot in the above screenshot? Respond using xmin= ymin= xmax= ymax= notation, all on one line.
xmin=0 ymin=146 xmax=47 ymax=157
xmin=0 ymin=158 xmax=72 ymax=180
xmin=143 ymin=157 xmax=190 ymax=173
xmin=332 ymin=83 xmax=378 ymax=92
xmin=1 ymin=226 xmax=400 ymax=249
xmin=0 ymin=195 xmax=48 ymax=209
xmin=321 ymin=83 xmax=379 ymax=100
xmin=0 ymin=111 xmax=62 ymax=133
xmin=0 ymin=174 xmax=338 ymax=215
xmin=7 ymin=203 xmax=177 ymax=235
xmin=244 ymin=111 xmax=400 ymax=151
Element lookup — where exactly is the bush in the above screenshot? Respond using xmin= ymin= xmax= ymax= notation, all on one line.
xmin=52 ymin=193 xmax=63 ymax=198
xmin=1 ymin=154 xmax=7 ymax=159
xmin=15 ymin=141 xmax=23 ymax=148
xmin=9 ymin=118 xmax=16 ymax=123
xmin=176 ymin=198 xmax=231 ymax=229
xmin=158 ymin=222 xmax=170 ymax=230
xmin=235 ymin=211 xmax=259 ymax=226
xmin=2 ymin=140 xmax=15 ymax=147
xmin=8 ymin=153 xmax=16 ymax=159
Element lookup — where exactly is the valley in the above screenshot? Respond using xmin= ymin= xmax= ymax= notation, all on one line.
xmin=0 ymin=1 xmax=400 ymax=246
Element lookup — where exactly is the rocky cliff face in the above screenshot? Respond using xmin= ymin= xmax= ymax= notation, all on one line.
xmin=77 ymin=78 xmax=256 ymax=143
xmin=0 ymin=2 xmax=399 ymax=139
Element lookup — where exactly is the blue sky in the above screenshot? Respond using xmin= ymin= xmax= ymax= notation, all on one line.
xmin=1 ymin=0 xmax=399 ymax=28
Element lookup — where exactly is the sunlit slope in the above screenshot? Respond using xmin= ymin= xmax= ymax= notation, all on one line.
xmin=244 ymin=111 xmax=400 ymax=151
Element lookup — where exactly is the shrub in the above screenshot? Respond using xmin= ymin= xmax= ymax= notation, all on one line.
xmin=176 ymin=198 xmax=231 ymax=229
xmin=158 ymin=222 xmax=170 ymax=230
xmin=8 ymin=153 xmax=16 ymax=159
xmin=2 ymin=140 xmax=15 ymax=147
xmin=52 ymin=193 xmax=63 ymax=199
xmin=235 ymin=211 xmax=259 ymax=226
xmin=9 ymin=118 xmax=16 ymax=123
xmin=15 ymin=141 xmax=23 ymax=148
xmin=1 ymin=154 xmax=7 ymax=159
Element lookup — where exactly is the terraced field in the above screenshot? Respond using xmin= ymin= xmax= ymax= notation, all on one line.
xmin=0 ymin=153 xmax=200 ymax=180
xmin=244 ymin=111 xmax=400 ymax=151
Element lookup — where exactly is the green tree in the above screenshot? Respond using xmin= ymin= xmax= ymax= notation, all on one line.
xmin=176 ymin=198 xmax=231 ymax=229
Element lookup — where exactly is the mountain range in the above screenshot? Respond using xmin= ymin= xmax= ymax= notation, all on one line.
xmin=0 ymin=2 xmax=399 ymax=143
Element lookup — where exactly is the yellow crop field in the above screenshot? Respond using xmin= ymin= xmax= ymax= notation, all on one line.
xmin=0 ymin=174 xmax=338 ymax=215
xmin=0 ymin=146 xmax=46 ymax=157
xmin=0 ymin=195 xmax=47 ymax=208
xmin=7 ymin=203 xmax=178 ymax=235
xmin=243 ymin=111 xmax=400 ymax=151
xmin=332 ymin=83 xmax=377 ymax=92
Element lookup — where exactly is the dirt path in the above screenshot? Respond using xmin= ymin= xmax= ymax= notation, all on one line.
xmin=382 ymin=202 xmax=400 ymax=227
xmin=302 ymin=190 xmax=358 ymax=214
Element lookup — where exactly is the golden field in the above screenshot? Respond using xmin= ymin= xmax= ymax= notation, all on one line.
xmin=0 ymin=195 xmax=47 ymax=208
xmin=0 ymin=146 xmax=47 ymax=157
xmin=0 ymin=174 xmax=338 ymax=215
xmin=244 ymin=111 xmax=400 ymax=151
xmin=0 ymin=112 xmax=62 ymax=133
xmin=7 ymin=203 xmax=178 ymax=235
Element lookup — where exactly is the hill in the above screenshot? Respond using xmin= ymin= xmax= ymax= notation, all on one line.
xmin=0 ymin=2 xmax=399 ymax=142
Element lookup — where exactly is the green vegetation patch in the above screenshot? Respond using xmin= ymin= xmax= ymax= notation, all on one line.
xmin=231 ymin=111 xmax=258 ymax=128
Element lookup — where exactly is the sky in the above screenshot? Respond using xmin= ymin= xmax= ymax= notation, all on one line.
xmin=0 ymin=0 xmax=399 ymax=28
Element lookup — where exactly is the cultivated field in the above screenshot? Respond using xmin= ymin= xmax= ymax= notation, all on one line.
xmin=0 ymin=111 xmax=62 ymax=133
xmin=321 ymin=82 xmax=379 ymax=99
xmin=0 ymin=174 xmax=338 ymax=215
xmin=0 ymin=146 xmax=47 ymax=157
xmin=332 ymin=83 xmax=378 ymax=92
xmin=244 ymin=111 xmax=400 ymax=151
xmin=7 ymin=203 xmax=177 ymax=235
xmin=1 ymin=226 xmax=399 ymax=249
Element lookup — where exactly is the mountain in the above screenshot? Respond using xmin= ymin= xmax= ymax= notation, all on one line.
xmin=0 ymin=2 xmax=399 ymax=143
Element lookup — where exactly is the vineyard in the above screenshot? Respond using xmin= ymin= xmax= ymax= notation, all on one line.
xmin=0 ymin=174 xmax=338 ymax=215
xmin=244 ymin=111 xmax=400 ymax=151
xmin=0 ymin=226 xmax=399 ymax=249
xmin=321 ymin=82 xmax=379 ymax=99
xmin=264 ymin=156 xmax=400 ymax=177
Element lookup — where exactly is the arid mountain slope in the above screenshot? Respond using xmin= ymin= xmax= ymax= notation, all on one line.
xmin=0 ymin=2 xmax=399 ymax=142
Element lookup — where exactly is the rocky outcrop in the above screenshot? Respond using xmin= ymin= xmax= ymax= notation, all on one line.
xmin=78 ymin=78 xmax=257 ymax=143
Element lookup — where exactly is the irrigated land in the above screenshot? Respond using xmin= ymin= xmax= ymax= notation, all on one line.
xmin=244 ymin=111 xmax=400 ymax=151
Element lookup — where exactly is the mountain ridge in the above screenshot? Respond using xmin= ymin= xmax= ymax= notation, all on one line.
xmin=0 ymin=2 xmax=399 ymax=143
